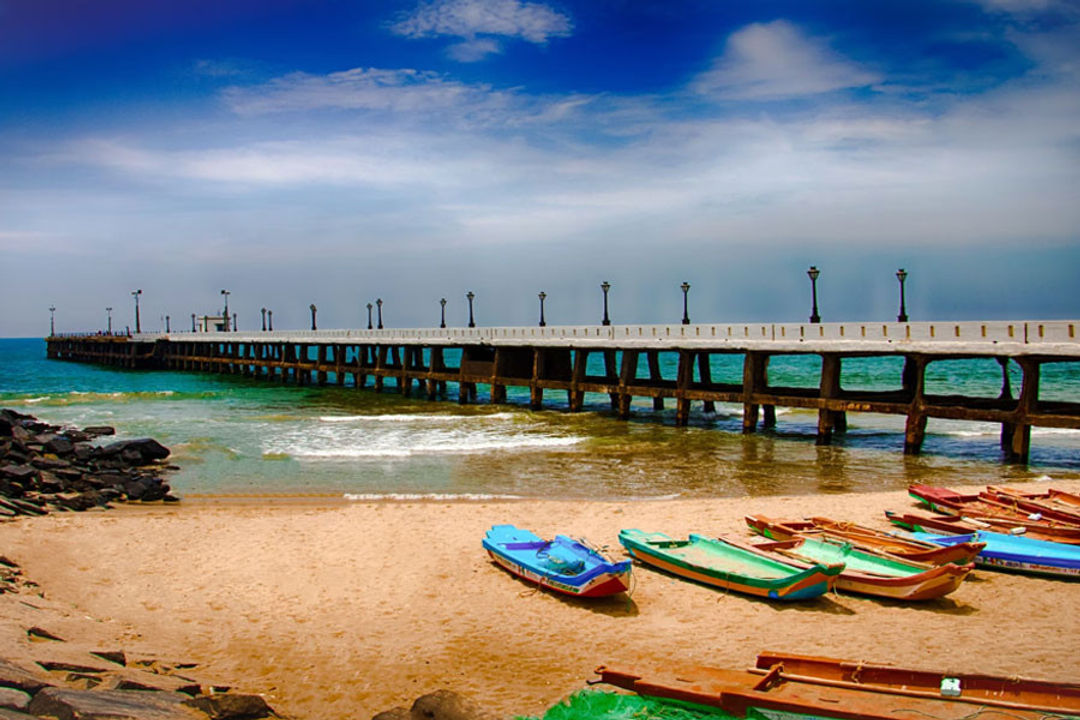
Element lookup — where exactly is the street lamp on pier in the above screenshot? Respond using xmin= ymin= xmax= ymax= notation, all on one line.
xmin=310 ymin=304 xmax=317 ymax=331
xmin=106 ymin=307 xmax=113 ymax=334
xmin=806 ymin=266 xmax=821 ymax=324
xmin=896 ymin=268 xmax=909 ymax=323
xmin=267 ymin=310 xmax=273 ymax=331
xmin=466 ymin=292 xmax=475 ymax=328
xmin=261 ymin=307 xmax=267 ymax=331
xmin=680 ymin=282 xmax=691 ymax=325
xmin=538 ymin=292 xmax=547 ymax=327
xmin=376 ymin=298 xmax=383 ymax=329
xmin=132 ymin=289 xmax=142 ymax=333
xmin=220 ymin=289 xmax=230 ymax=331
xmin=367 ymin=303 xmax=373 ymax=330
xmin=165 ymin=315 xmax=171 ymax=333
xmin=49 ymin=306 xmax=55 ymax=336
xmin=191 ymin=313 xmax=196 ymax=332
xmin=601 ymin=281 xmax=611 ymax=326
xmin=439 ymin=298 xmax=446 ymax=329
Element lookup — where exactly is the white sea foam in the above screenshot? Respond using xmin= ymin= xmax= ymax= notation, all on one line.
xmin=318 ymin=412 xmax=516 ymax=424
xmin=342 ymin=492 xmax=526 ymax=501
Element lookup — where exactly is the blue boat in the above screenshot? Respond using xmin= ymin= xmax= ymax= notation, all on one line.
xmin=902 ymin=529 xmax=1080 ymax=580
xmin=483 ymin=524 xmax=632 ymax=597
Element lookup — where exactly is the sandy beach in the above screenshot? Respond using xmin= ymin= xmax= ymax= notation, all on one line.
xmin=1 ymin=484 xmax=1079 ymax=719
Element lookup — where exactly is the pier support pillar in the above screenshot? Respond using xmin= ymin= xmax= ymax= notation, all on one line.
xmin=903 ymin=355 xmax=928 ymax=455
xmin=1006 ymin=359 xmax=1039 ymax=464
xmin=816 ymin=354 xmax=842 ymax=446
xmin=617 ymin=350 xmax=639 ymax=420
xmin=675 ymin=351 xmax=692 ymax=427
xmin=741 ymin=352 xmax=768 ymax=433
xmin=762 ymin=405 xmax=777 ymax=429
xmin=569 ymin=350 xmax=587 ymax=412
xmin=529 ymin=349 xmax=544 ymax=410
xmin=697 ymin=352 xmax=716 ymax=414
xmin=604 ymin=350 xmax=619 ymax=412
xmin=647 ymin=351 xmax=665 ymax=411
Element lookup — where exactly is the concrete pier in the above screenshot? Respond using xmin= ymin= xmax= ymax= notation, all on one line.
xmin=46 ymin=319 xmax=1080 ymax=464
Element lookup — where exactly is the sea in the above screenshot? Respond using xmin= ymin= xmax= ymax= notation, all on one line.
xmin=3 ymin=337 xmax=1078 ymax=500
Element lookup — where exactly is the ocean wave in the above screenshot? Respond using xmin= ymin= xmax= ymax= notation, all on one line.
xmin=0 ymin=390 xmax=211 ymax=407
xmin=317 ymin=411 xmax=518 ymax=423
xmin=342 ymin=492 xmax=526 ymax=501
xmin=275 ymin=434 xmax=583 ymax=459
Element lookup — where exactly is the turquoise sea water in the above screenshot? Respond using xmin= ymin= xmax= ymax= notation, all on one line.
xmin=3 ymin=338 xmax=1078 ymax=499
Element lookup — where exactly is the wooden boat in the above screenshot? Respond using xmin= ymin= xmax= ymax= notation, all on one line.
xmin=594 ymin=661 xmax=1066 ymax=720
xmin=986 ymin=485 xmax=1080 ymax=514
xmin=482 ymin=525 xmax=631 ymax=597
xmin=884 ymin=508 xmax=1080 ymax=545
xmin=745 ymin=514 xmax=985 ymax=566
xmin=885 ymin=512 xmax=1080 ymax=579
xmin=909 ymin=484 xmax=1080 ymax=527
xmin=617 ymin=529 xmax=841 ymax=601
xmin=744 ymin=535 xmax=971 ymax=600
xmin=753 ymin=651 xmax=1080 ymax=715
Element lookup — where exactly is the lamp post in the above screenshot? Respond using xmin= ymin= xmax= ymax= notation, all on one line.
xmin=896 ymin=268 xmax=909 ymax=323
xmin=439 ymin=298 xmax=446 ymax=329
xmin=807 ymin=266 xmax=821 ymax=324
xmin=267 ymin=310 xmax=273 ymax=331
xmin=132 ymin=289 xmax=142 ymax=333
xmin=191 ymin=313 xmax=196 ymax=332
xmin=538 ymin=291 xmax=547 ymax=327
xmin=232 ymin=313 xmax=237 ymax=331
xmin=261 ymin=307 xmax=267 ymax=332
xmin=49 ymin=305 xmax=55 ymax=336
xmin=376 ymin=298 xmax=383 ymax=329
xmin=466 ymin=292 xmax=475 ymax=328
xmin=680 ymin=282 xmax=691 ymax=325
xmin=106 ymin=307 xmax=113 ymax=334
xmin=220 ymin=289 xmax=230 ymax=332
xmin=367 ymin=303 xmax=373 ymax=330
xmin=601 ymin=281 xmax=611 ymax=326
xmin=309 ymin=303 xmax=317 ymax=331
xmin=165 ymin=315 xmax=171 ymax=333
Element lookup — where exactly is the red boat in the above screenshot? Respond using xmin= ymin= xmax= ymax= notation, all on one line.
xmin=594 ymin=653 xmax=1078 ymax=720
xmin=745 ymin=514 xmax=985 ymax=565
xmin=909 ymin=484 xmax=1080 ymax=527
xmin=886 ymin=509 xmax=1080 ymax=545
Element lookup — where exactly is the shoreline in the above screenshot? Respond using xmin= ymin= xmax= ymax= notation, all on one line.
xmin=2 ymin=484 xmax=1079 ymax=719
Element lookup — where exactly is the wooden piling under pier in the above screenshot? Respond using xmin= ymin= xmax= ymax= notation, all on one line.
xmin=45 ymin=319 xmax=1080 ymax=465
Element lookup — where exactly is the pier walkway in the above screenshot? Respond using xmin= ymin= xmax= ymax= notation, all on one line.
xmin=46 ymin=319 xmax=1080 ymax=464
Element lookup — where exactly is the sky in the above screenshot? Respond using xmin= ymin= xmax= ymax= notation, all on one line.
xmin=2 ymin=0 xmax=1078 ymax=336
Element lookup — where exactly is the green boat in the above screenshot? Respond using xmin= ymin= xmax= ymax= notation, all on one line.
xmin=618 ymin=530 xmax=842 ymax=601
xmin=743 ymin=535 xmax=972 ymax=601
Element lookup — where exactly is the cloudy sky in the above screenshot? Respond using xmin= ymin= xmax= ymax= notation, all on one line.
xmin=2 ymin=0 xmax=1078 ymax=336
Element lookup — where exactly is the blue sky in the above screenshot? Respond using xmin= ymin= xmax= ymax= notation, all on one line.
xmin=2 ymin=0 xmax=1078 ymax=336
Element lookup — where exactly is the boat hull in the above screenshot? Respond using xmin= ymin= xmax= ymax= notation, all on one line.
xmin=483 ymin=525 xmax=631 ymax=598
xmin=618 ymin=530 xmax=840 ymax=601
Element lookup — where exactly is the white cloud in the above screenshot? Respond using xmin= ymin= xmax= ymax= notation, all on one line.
xmin=694 ymin=20 xmax=880 ymax=100
xmin=390 ymin=0 xmax=571 ymax=47
xmin=222 ymin=67 xmax=503 ymax=116
xmin=447 ymin=38 xmax=503 ymax=62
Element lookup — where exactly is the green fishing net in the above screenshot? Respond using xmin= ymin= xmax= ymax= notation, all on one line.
xmin=519 ymin=690 xmax=827 ymax=720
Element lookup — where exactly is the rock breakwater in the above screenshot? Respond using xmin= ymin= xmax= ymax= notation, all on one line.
xmin=0 ymin=408 xmax=179 ymax=516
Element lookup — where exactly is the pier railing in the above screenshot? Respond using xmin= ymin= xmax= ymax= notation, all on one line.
xmin=125 ymin=319 xmax=1080 ymax=355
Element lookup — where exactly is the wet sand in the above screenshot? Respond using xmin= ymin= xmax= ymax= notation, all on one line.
xmin=1 ymin=483 xmax=1078 ymax=719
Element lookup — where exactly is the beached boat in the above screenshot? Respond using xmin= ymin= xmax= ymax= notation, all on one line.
xmin=617 ymin=529 xmax=841 ymax=601
xmin=745 ymin=514 xmax=985 ymax=565
xmin=753 ymin=651 xmax=1080 ymax=715
xmin=909 ymin=484 xmax=1080 ymax=527
xmin=885 ymin=512 xmax=1080 ymax=579
xmin=482 ymin=525 xmax=631 ymax=598
xmin=743 ymin=535 xmax=971 ymax=600
xmin=594 ymin=660 xmax=1069 ymax=720
xmin=985 ymin=485 xmax=1080 ymax=514
xmin=886 ymin=508 xmax=1080 ymax=545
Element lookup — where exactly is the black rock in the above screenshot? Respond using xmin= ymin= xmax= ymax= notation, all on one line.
xmin=44 ymin=436 xmax=75 ymax=456
xmin=73 ymin=444 xmax=95 ymax=462
xmin=99 ymin=438 xmax=170 ymax=465
xmin=184 ymin=693 xmax=275 ymax=719
xmin=410 ymin=690 xmax=497 ymax=720
xmin=82 ymin=425 xmax=116 ymax=437
xmin=28 ymin=687 xmax=198 ymax=720
xmin=1 ymin=465 xmax=39 ymax=483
